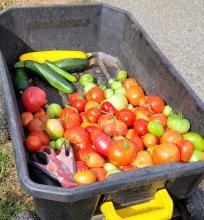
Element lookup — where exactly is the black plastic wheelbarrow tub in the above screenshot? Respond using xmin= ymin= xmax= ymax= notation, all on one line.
xmin=1 ymin=3 xmax=204 ymax=220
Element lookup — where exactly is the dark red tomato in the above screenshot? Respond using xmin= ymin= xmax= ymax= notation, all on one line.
xmin=29 ymin=131 xmax=50 ymax=146
xmin=27 ymin=118 xmax=44 ymax=132
xmin=86 ymin=87 xmax=105 ymax=103
xmin=25 ymin=135 xmax=42 ymax=152
xmin=101 ymin=101 xmax=117 ymax=115
xmin=76 ymin=161 xmax=88 ymax=172
xmin=146 ymin=96 xmax=165 ymax=114
xmin=177 ymin=140 xmax=194 ymax=162
xmin=38 ymin=114 xmax=49 ymax=124
xmin=80 ymin=112 xmax=89 ymax=123
xmin=86 ymin=107 xmax=101 ymax=123
xmin=130 ymin=135 xmax=144 ymax=152
xmin=116 ymin=109 xmax=135 ymax=127
xmin=134 ymin=119 xmax=148 ymax=136
xmin=34 ymin=109 xmax=46 ymax=119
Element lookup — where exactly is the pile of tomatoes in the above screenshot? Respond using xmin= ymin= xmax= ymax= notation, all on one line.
xmin=20 ymin=73 xmax=204 ymax=186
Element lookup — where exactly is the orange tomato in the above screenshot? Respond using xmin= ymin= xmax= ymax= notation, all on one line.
xmin=132 ymin=151 xmax=153 ymax=168
xmin=160 ymin=129 xmax=183 ymax=145
xmin=74 ymin=171 xmax=96 ymax=185
xmin=152 ymin=143 xmax=180 ymax=165
xmin=126 ymin=86 xmax=145 ymax=106
xmin=21 ymin=112 xmax=33 ymax=126
xmin=134 ymin=107 xmax=152 ymax=121
xmin=85 ymin=101 xmax=100 ymax=112
xmin=143 ymin=133 xmax=158 ymax=148
xmin=149 ymin=113 xmax=167 ymax=128
xmin=86 ymin=87 xmax=105 ymax=103
xmin=126 ymin=129 xmax=136 ymax=139
xmin=123 ymin=78 xmax=139 ymax=90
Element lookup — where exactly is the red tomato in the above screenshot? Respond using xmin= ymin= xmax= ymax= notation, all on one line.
xmin=149 ymin=113 xmax=167 ymax=127
xmin=143 ymin=133 xmax=158 ymax=148
xmin=86 ymin=107 xmax=101 ymax=123
xmin=25 ymin=135 xmax=42 ymax=152
xmin=177 ymin=140 xmax=194 ymax=162
xmin=146 ymin=96 xmax=165 ymax=114
xmin=38 ymin=114 xmax=49 ymax=124
xmin=27 ymin=118 xmax=44 ymax=132
xmin=160 ymin=130 xmax=183 ymax=145
xmin=74 ymin=147 xmax=95 ymax=161
xmin=69 ymin=92 xmax=82 ymax=106
xmin=134 ymin=119 xmax=148 ymax=136
xmin=134 ymin=107 xmax=152 ymax=121
xmin=138 ymin=96 xmax=148 ymax=107
xmin=121 ymin=165 xmax=136 ymax=171
xmin=152 ymin=143 xmax=180 ymax=165
xmin=82 ymin=152 xmax=105 ymax=168
xmin=99 ymin=114 xmax=128 ymax=137
xmin=130 ymin=135 xmax=144 ymax=152
xmin=76 ymin=161 xmax=88 ymax=172
xmin=64 ymin=126 xmax=92 ymax=149
xmin=116 ymin=109 xmax=135 ymax=127
xmin=85 ymin=101 xmax=100 ymax=112
xmin=86 ymin=87 xmax=105 ymax=103
xmin=22 ymin=87 xmax=47 ymax=112
xmin=74 ymin=171 xmax=96 ymax=185
xmin=85 ymin=125 xmax=96 ymax=133
xmin=34 ymin=109 xmax=46 ymax=119
xmin=21 ymin=112 xmax=33 ymax=126
xmin=59 ymin=108 xmax=77 ymax=121
xmin=132 ymin=151 xmax=153 ymax=168
xmin=89 ymin=168 xmax=106 ymax=181
xmin=123 ymin=78 xmax=139 ymax=90
xmin=80 ymin=112 xmax=89 ymax=122
xmin=101 ymin=101 xmax=117 ymax=115
xmin=29 ymin=131 xmax=50 ymax=146
xmin=108 ymin=139 xmax=137 ymax=166
xmin=126 ymin=86 xmax=145 ymax=106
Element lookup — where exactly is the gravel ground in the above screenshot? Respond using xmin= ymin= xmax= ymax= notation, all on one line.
xmin=98 ymin=0 xmax=204 ymax=100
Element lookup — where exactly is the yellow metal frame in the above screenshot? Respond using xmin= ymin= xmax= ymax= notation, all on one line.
xmin=101 ymin=189 xmax=173 ymax=220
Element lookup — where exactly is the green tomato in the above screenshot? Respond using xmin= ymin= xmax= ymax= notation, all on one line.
xmin=55 ymin=138 xmax=69 ymax=151
xmin=104 ymin=88 xmax=114 ymax=99
xmin=117 ymin=70 xmax=127 ymax=82
xmin=49 ymin=141 xmax=56 ymax=149
xmin=111 ymin=81 xmax=122 ymax=90
xmin=163 ymin=105 xmax=173 ymax=116
xmin=108 ymin=78 xmax=115 ymax=85
xmin=106 ymin=169 xmax=121 ymax=178
xmin=104 ymin=163 xmax=118 ymax=173
xmin=84 ymin=82 xmax=96 ymax=93
xmin=127 ymin=104 xmax=134 ymax=110
xmin=189 ymin=150 xmax=203 ymax=162
xmin=167 ymin=114 xmax=190 ymax=134
xmin=80 ymin=73 xmax=94 ymax=86
xmin=45 ymin=119 xmax=64 ymax=140
xmin=114 ymin=87 xmax=126 ymax=96
xmin=98 ymin=82 xmax=107 ymax=91
xmin=107 ymin=94 xmax=128 ymax=111
xmin=147 ymin=121 xmax=164 ymax=137
xmin=183 ymin=132 xmax=204 ymax=151
xmin=47 ymin=103 xmax=62 ymax=118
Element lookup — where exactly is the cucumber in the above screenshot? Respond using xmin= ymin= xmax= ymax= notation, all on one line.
xmin=54 ymin=58 xmax=88 ymax=73
xmin=14 ymin=68 xmax=30 ymax=90
xmin=45 ymin=60 xmax=77 ymax=83
xmin=15 ymin=61 xmax=74 ymax=94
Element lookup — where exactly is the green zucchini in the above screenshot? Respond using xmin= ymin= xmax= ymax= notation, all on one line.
xmin=14 ymin=68 xmax=30 ymax=90
xmin=15 ymin=61 xmax=74 ymax=94
xmin=45 ymin=60 xmax=77 ymax=83
xmin=54 ymin=58 xmax=88 ymax=72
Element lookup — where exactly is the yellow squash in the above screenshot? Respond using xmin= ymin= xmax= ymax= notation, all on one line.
xmin=19 ymin=50 xmax=87 ymax=63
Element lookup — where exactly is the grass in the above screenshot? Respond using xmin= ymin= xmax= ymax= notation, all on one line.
xmin=0 ymin=141 xmax=34 ymax=219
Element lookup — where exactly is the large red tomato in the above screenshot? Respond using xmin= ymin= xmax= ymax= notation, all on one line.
xmin=108 ymin=139 xmax=137 ymax=166
xmin=146 ymin=96 xmax=165 ymax=114
xmin=116 ymin=109 xmax=135 ymax=127
xmin=64 ymin=126 xmax=92 ymax=149
xmin=152 ymin=143 xmax=180 ymax=165
xmin=86 ymin=87 xmax=105 ymax=103
xmin=134 ymin=119 xmax=148 ymax=136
